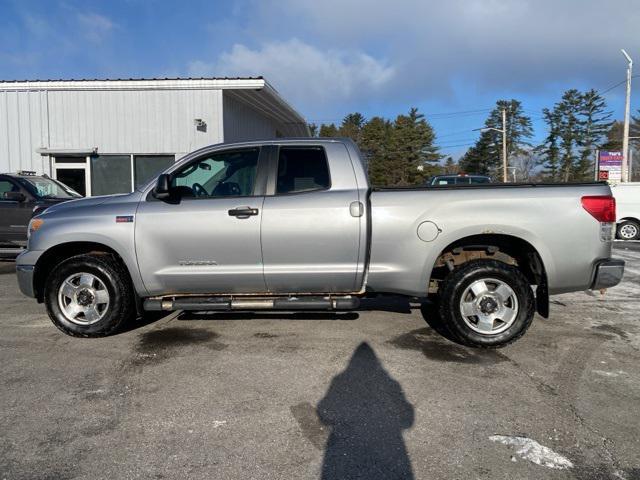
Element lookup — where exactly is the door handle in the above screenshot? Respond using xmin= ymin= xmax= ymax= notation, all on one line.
xmin=228 ymin=206 xmax=259 ymax=218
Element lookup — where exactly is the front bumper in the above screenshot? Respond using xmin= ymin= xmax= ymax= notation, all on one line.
xmin=16 ymin=264 xmax=36 ymax=298
xmin=15 ymin=249 xmax=42 ymax=298
xmin=591 ymin=258 xmax=625 ymax=290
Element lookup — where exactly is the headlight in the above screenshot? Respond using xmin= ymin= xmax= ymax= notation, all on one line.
xmin=27 ymin=218 xmax=44 ymax=239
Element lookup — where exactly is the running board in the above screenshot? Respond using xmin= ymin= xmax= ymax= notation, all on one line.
xmin=143 ymin=295 xmax=360 ymax=312
xmin=0 ymin=247 xmax=24 ymax=255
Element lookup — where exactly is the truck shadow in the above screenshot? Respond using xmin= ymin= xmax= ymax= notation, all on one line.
xmin=176 ymin=295 xmax=419 ymax=322
xmin=120 ymin=296 xmax=419 ymax=333
xmin=0 ymin=260 xmax=16 ymax=275
xmin=177 ymin=311 xmax=359 ymax=321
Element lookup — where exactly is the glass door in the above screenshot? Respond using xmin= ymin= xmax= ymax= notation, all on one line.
xmin=52 ymin=157 xmax=90 ymax=197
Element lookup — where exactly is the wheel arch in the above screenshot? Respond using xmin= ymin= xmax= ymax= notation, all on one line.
xmin=33 ymin=242 xmax=135 ymax=305
xmin=429 ymin=233 xmax=549 ymax=318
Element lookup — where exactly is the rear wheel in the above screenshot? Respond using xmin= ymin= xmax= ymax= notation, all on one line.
xmin=616 ymin=220 xmax=640 ymax=240
xmin=433 ymin=259 xmax=535 ymax=348
xmin=44 ymin=254 xmax=135 ymax=337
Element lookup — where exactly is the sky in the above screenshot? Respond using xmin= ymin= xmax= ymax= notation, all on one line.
xmin=1 ymin=0 xmax=639 ymax=159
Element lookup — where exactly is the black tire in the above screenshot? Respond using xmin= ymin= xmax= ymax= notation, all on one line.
xmin=44 ymin=254 xmax=135 ymax=337
xmin=420 ymin=297 xmax=461 ymax=343
xmin=616 ymin=220 xmax=640 ymax=241
xmin=435 ymin=259 xmax=535 ymax=348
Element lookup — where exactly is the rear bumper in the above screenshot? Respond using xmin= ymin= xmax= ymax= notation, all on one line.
xmin=591 ymin=258 xmax=625 ymax=290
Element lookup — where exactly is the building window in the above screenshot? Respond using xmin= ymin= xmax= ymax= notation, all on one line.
xmin=90 ymin=155 xmax=132 ymax=196
xmin=134 ymin=155 xmax=175 ymax=189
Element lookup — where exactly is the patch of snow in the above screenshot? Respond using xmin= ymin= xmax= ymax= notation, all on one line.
xmin=592 ymin=370 xmax=627 ymax=378
xmin=489 ymin=435 xmax=573 ymax=469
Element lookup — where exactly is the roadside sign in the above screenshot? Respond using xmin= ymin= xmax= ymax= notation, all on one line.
xmin=598 ymin=151 xmax=622 ymax=183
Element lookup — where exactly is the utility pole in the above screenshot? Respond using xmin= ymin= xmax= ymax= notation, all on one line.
xmin=621 ymin=49 xmax=633 ymax=182
xmin=475 ymin=108 xmax=508 ymax=182
xmin=502 ymin=108 xmax=508 ymax=183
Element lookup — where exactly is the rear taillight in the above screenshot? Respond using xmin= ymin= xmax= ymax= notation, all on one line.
xmin=581 ymin=195 xmax=616 ymax=223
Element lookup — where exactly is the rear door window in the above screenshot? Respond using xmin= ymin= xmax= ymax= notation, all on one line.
xmin=276 ymin=147 xmax=330 ymax=194
xmin=0 ymin=179 xmax=19 ymax=199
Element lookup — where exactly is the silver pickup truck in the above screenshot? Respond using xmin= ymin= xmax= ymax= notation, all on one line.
xmin=16 ymin=138 xmax=624 ymax=347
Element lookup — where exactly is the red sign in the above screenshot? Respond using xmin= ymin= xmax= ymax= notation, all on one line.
xmin=598 ymin=170 xmax=609 ymax=180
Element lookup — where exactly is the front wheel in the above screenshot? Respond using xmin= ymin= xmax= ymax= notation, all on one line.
xmin=616 ymin=220 xmax=640 ymax=240
xmin=434 ymin=259 xmax=535 ymax=348
xmin=44 ymin=254 xmax=135 ymax=337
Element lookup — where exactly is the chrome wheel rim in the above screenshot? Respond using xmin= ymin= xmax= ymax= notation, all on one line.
xmin=620 ymin=224 xmax=638 ymax=239
xmin=58 ymin=273 xmax=110 ymax=325
xmin=459 ymin=278 xmax=519 ymax=335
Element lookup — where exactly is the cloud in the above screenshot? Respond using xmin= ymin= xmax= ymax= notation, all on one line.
xmin=76 ymin=12 xmax=115 ymax=43
xmin=189 ymin=38 xmax=395 ymax=116
xmin=229 ymin=0 xmax=640 ymax=100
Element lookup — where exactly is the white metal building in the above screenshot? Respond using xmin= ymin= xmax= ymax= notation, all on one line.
xmin=0 ymin=77 xmax=308 ymax=196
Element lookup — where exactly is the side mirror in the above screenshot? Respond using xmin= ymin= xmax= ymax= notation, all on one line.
xmin=3 ymin=191 xmax=26 ymax=202
xmin=152 ymin=174 xmax=171 ymax=200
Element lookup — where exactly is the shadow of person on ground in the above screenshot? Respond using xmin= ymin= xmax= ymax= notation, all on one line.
xmin=317 ymin=342 xmax=415 ymax=479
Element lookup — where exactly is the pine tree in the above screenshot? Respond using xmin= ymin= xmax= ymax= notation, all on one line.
xmin=574 ymin=89 xmax=612 ymax=180
xmin=308 ymin=123 xmax=318 ymax=137
xmin=339 ymin=113 xmax=366 ymax=143
xmin=538 ymin=89 xmax=613 ymax=182
xmin=360 ymin=116 xmax=393 ymax=186
xmin=319 ymin=123 xmax=339 ymax=137
xmin=388 ymin=108 xmax=440 ymax=185
xmin=443 ymin=157 xmax=458 ymax=174
xmin=459 ymin=99 xmax=532 ymax=180
xmin=459 ymin=131 xmax=494 ymax=175
xmin=536 ymin=108 xmax=562 ymax=181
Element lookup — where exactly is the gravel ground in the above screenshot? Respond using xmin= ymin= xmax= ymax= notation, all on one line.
xmin=1 ymin=244 xmax=639 ymax=480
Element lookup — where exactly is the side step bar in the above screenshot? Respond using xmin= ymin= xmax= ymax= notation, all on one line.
xmin=143 ymin=295 xmax=360 ymax=312
xmin=0 ymin=247 xmax=24 ymax=255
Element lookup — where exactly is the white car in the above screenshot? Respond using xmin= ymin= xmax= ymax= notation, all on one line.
xmin=611 ymin=182 xmax=640 ymax=240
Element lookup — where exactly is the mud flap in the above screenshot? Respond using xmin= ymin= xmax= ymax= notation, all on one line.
xmin=536 ymin=282 xmax=549 ymax=318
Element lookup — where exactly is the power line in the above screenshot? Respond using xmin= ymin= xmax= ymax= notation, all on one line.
xmin=436 ymin=141 xmax=477 ymax=149
xmin=436 ymin=128 xmax=484 ymax=139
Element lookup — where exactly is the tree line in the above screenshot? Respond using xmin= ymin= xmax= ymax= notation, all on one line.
xmin=310 ymin=92 xmax=640 ymax=186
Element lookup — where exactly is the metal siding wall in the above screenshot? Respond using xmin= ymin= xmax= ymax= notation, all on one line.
xmin=46 ymin=89 xmax=223 ymax=156
xmin=0 ymin=91 xmax=47 ymax=174
xmin=0 ymin=87 xmax=229 ymax=174
xmin=222 ymin=93 xmax=277 ymax=143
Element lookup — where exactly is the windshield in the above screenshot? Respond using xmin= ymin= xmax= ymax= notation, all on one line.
xmin=23 ymin=177 xmax=82 ymax=199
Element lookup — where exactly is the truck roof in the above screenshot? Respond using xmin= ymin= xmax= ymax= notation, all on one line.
xmin=0 ymin=170 xmax=47 ymax=178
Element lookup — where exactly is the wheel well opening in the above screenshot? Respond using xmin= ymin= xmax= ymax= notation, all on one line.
xmin=430 ymin=234 xmax=547 ymax=294
xmin=33 ymin=242 xmax=127 ymax=302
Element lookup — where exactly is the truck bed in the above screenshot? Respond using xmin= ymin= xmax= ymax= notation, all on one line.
xmin=366 ymin=181 xmax=612 ymax=297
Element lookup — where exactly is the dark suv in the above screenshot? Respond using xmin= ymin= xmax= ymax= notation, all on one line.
xmin=428 ymin=174 xmax=492 ymax=186
xmin=0 ymin=171 xmax=81 ymax=254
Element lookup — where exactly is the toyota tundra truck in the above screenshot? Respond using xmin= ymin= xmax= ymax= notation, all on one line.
xmin=16 ymin=138 xmax=625 ymax=347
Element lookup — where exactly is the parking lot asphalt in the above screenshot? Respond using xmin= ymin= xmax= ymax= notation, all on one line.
xmin=1 ymin=245 xmax=639 ymax=480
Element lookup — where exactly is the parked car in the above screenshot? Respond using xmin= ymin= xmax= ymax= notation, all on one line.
xmin=0 ymin=171 xmax=81 ymax=255
xmin=16 ymin=139 xmax=624 ymax=347
xmin=428 ymin=173 xmax=492 ymax=186
xmin=610 ymin=182 xmax=640 ymax=240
